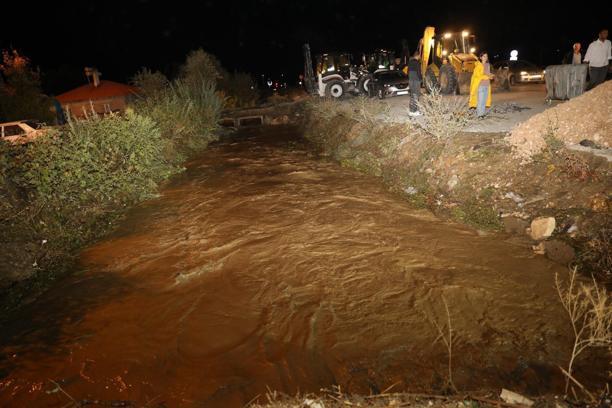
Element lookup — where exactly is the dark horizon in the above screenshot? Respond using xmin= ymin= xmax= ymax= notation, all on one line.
xmin=1 ymin=0 xmax=610 ymax=94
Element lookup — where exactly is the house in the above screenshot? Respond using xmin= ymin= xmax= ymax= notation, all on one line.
xmin=56 ymin=68 xmax=139 ymax=119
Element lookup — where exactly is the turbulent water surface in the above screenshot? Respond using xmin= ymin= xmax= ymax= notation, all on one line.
xmin=0 ymin=126 xmax=597 ymax=406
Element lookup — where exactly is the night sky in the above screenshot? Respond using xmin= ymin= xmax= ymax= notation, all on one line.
xmin=1 ymin=0 xmax=610 ymax=94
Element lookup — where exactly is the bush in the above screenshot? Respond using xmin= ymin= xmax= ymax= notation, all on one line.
xmin=413 ymin=88 xmax=474 ymax=141
xmin=130 ymin=68 xmax=170 ymax=98
xmin=132 ymin=78 xmax=222 ymax=161
xmin=21 ymin=112 xmax=178 ymax=248
xmin=219 ymin=72 xmax=260 ymax=108
xmin=179 ymin=49 xmax=225 ymax=88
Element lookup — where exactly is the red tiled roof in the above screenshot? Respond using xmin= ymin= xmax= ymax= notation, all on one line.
xmin=56 ymin=80 xmax=139 ymax=103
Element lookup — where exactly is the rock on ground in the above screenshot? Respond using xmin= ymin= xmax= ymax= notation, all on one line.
xmin=530 ymin=217 xmax=556 ymax=240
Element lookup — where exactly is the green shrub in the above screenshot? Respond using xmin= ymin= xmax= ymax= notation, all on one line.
xmin=130 ymin=68 xmax=170 ymax=97
xmin=179 ymin=49 xmax=225 ymax=88
xmin=21 ymin=112 xmax=178 ymax=247
xmin=132 ymin=78 xmax=222 ymax=160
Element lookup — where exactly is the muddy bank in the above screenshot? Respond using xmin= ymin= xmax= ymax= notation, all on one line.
xmin=0 ymin=126 xmax=606 ymax=406
xmin=302 ymin=97 xmax=611 ymax=283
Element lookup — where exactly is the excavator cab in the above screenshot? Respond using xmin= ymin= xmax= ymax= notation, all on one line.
xmin=419 ymin=27 xmax=479 ymax=94
xmin=315 ymin=53 xmax=353 ymax=79
xmin=362 ymin=49 xmax=395 ymax=73
xmin=312 ymin=52 xmax=359 ymax=98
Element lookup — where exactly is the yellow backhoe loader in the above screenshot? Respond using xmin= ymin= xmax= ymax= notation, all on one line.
xmin=418 ymin=26 xmax=507 ymax=94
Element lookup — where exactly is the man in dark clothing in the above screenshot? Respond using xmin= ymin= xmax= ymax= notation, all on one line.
xmin=562 ymin=42 xmax=583 ymax=65
xmin=407 ymin=51 xmax=422 ymax=115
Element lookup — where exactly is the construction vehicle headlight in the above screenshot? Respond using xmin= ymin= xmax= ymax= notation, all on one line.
xmin=469 ymin=47 xmax=476 ymax=53
xmin=442 ymin=50 xmax=448 ymax=56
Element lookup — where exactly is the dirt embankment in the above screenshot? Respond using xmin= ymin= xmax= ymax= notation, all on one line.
xmin=301 ymin=96 xmax=611 ymax=283
xmin=507 ymin=81 xmax=612 ymax=159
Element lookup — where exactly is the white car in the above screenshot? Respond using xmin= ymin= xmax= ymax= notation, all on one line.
xmin=0 ymin=120 xmax=47 ymax=145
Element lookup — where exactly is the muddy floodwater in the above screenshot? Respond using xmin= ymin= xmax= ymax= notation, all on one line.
xmin=0 ymin=126 xmax=602 ymax=406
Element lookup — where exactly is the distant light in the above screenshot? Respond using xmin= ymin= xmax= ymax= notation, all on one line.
xmin=327 ymin=66 xmax=335 ymax=72
xmin=442 ymin=50 xmax=448 ymax=56
xmin=462 ymin=31 xmax=469 ymax=37
xmin=267 ymin=80 xmax=273 ymax=87
xmin=469 ymin=47 xmax=476 ymax=53
xmin=510 ymin=50 xmax=518 ymax=61
xmin=378 ymin=64 xmax=385 ymax=68
xmin=444 ymin=33 xmax=452 ymax=39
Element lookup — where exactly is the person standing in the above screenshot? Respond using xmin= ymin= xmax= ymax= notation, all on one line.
xmin=407 ymin=51 xmax=422 ymax=116
xmin=584 ymin=29 xmax=611 ymax=88
xmin=469 ymin=52 xmax=494 ymax=118
xmin=563 ymin=42 xmax=583 ymax=65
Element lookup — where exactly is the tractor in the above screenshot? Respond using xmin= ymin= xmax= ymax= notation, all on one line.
xmin=356 ymin=48 xmax=396 ymax=96
xmin=303 ymin=44 xmax=361 ymax=99
xmin=303 ymin=44 xmax=398 ymax=98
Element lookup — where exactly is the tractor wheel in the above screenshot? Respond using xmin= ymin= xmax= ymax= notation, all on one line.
xmin=438 ymin=64 xmax=458 ymax=95
xmin=325 ymin=80 xmax=346 ymax=98
xmin=424 ymin=66 xmax=439 ymax=93
xmin=357 ymin=74 xmax=373 ymax=96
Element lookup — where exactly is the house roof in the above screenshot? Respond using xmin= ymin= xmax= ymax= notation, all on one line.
xmin=56 ymin=80 xmax=139 ymax=103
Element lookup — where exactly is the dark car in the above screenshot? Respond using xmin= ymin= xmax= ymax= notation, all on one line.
xmin=492 ymin=59 xmax=545 ymax=86
xmin=370 ymin=69 xmax=410 ymax=98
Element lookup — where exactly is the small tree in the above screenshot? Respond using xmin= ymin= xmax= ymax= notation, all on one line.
xmin=179 ymin=48 xmax=226 ymax=89
xmin=0 ymin=49 xmax=54 ymax=123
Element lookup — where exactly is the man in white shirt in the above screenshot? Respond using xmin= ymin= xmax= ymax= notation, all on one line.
xmin=584 ymin=29 xmax=611 ymax=88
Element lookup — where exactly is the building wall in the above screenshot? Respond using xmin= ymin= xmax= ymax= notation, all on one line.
xmin=62 ymin=96 xmax=129 ymax=119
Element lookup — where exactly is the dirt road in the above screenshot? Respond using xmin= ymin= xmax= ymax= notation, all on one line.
xmin=383 ymin=84 xmax=561 ymax=133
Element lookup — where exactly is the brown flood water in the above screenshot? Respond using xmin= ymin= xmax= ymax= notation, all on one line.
xmin=0 ymin=126 xmax=602 ymax=406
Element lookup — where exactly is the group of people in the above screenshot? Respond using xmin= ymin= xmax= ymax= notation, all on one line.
xmin=405 ymin=28 xmax=611 ymax=118
xmin=405 ymin=50 xmax=492 ymax=118
xmin=562 ymin=29 xmax=611 ymax=89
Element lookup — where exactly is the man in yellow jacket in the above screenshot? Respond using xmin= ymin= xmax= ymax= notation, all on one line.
xmin=469 ymin=52 xmax=495 ymax=118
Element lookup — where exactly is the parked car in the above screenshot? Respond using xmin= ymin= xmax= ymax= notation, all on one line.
xmin=370 ymin=70 xmax=410 ymax=98
xmin=492 ymin=59 xmax=545 ymax=86
xmin=0 ymin=120 xmax=47 ymax=145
